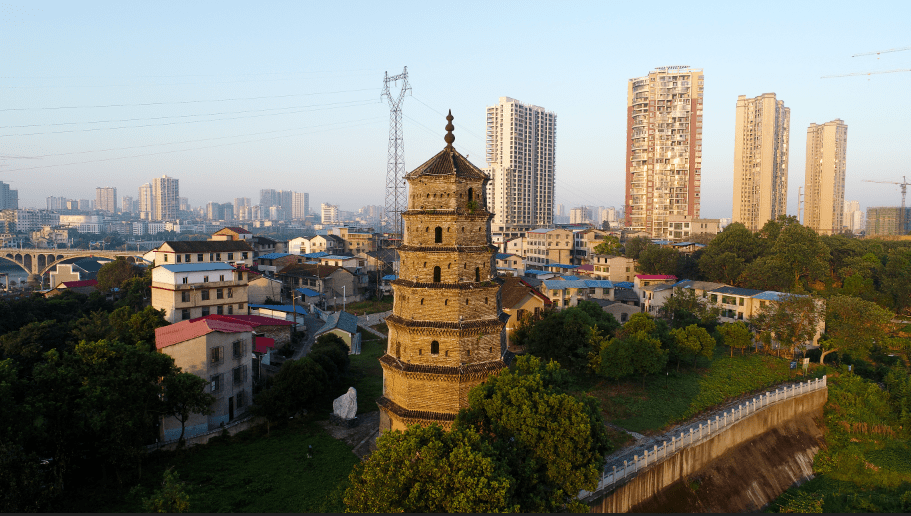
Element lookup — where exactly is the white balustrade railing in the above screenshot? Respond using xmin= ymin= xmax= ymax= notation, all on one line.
xmin=581 ymin=376 xmax=827 ymax=498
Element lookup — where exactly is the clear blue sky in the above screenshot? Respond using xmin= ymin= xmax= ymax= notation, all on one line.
xmin=1 ymin=0 xmax=909 ymax=218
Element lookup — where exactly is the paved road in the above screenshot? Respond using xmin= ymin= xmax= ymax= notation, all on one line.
xmin=288 ymin=310 xmax=392 ymax=360
xmin=355 ymin=310 xmax=392 ymax=339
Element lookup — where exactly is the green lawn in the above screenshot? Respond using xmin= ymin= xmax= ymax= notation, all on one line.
xmin=58 ymin=418 xmax=359 ymax=513
xmin=345 ymin=329 xmax=385 ymax=414
xmin=345 ymin=296 xmax=393 ymax=315
xmin=369 ymin=321 xmax=389 ymax=336
xmin=580 ymin=347 xmax=824 ymax=434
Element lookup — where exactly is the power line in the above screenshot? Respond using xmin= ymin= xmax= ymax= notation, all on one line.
xmin=0 ymin=118 xmax=385 ymax=173
xmin=0 ymin=67 xmax=383 ymax=80
xmin=2 ymin=97 xmax=380 ymax=129
xmin=821 ymin=68 xmax=911 ymax=78
xmin=0 ymin=71 xmax=381 ymax=89
xmin=0 ymin=87 xmax=377 ymax=112
xmin=1 ymin=99 xmax=381 ymax=137
xmin=403 ymin=114 xmax=481 ymax=157
xmin=411 ymin=95 xmax=486 ymax=142
xmin=0 ymin=117 xmax=384 ymax=160
xmin=852 ymin=46 xmax=911 ymax=57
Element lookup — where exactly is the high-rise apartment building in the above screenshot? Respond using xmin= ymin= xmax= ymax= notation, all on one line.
xmin=95 ymin=187 xmax=118 ymax=213
xmin=732 ymin=93 xmax=790 ymax=232
xmin=46 ymin=196 xmax=67 ymax=210
xmin=803 ymin=119 xmax=847 ymax=235
xmin=121 ymin=195 xmax=134 ymax=214
xmin=485 ymin=97 xmax=557 ymax=241
xmin=152 ymin=175 xmax=179 ymax=222
xmin=866 ymin=206 xmax=910 ymax=237
xmin=625 ymin=67 xmax=704 ymax=238
xmin=570 ymin=206 xmax=592 ymax=224
xmin=843 ymin=200 xmax=863 ymax=234
xmin=139 ymin=183 xmax=153 ymax=220
xmin=0 ymin=181 xmax=17 ymax=210
xmin=292 ymin=192 xmax=309 ymax=219
xmin=321 ymin=203 xmax=339 ymax=224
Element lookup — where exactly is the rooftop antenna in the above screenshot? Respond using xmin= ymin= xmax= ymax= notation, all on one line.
xmin=381 ymin=67 xmax=410 ymax=241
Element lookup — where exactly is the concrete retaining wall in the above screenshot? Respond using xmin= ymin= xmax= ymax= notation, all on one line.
xmin=589 ymin=387 xmax=827 ymax=513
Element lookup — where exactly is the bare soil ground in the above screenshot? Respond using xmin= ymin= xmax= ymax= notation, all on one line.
xmin=317 ymin=410 xmax=380 ymax=459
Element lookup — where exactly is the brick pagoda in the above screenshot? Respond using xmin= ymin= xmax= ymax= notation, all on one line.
xmin=377 ymin=111 xmax=506 ymax=433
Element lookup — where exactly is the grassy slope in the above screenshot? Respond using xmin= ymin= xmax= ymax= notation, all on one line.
xmin=767 ymin=371 xmax=911 ymax=513
xmin=580 ymin=347 xmax=823 ymax=434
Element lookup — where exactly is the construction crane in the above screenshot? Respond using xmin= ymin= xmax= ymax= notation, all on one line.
xmin=863 ymin=176 xmax=910 ymax=234
xmin=822 ymin=46 xmax=911 ymax=78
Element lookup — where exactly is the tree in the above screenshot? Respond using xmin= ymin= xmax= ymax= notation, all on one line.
xmin=767 ymin=223 xmax=831 ymax=290
xmin=524 ymin=304 xmax=603 ymax=372
xmin=346 ymin=356 xmax=610 ymax=513
xmin=142 ymin=469 xmax=190 ymax=513
xmin=252 ymin=357 xmax=327 ymax=425
xmin=96 ymin=257 xmax=140 ymax=292
xmin=593 ymin=236 xmax=621 ymax=256
xmin=718 ymin=321 xmax=752 ymax=357
xmin=670 ymin=324 xmax=715 ymax=369
xmin=344 ymin=425 xmax=514 ymax=513
xmin=698 ymin=223 xmax=760 ymax=284
xmin=599 ymin=336 xmax=633 ymax=382
xmin=636 ymin=245 xmax=679 ymax=275
xmin=660 ymin=288 xmax=720 ymax=329
xmin=163 ymin=373 xmax=215 ymax=445
xmin=625 ymin=330 xmax=668 ymax=387
xmin=623 ymin=236 xmax=652 ymax=259
xmin=753 ymin=294 xmax=823 ymax=359
xmin=819 ymin=295 xmax=893 ymax=364
xmin=309 ymin=333 xmax=351 ymax=386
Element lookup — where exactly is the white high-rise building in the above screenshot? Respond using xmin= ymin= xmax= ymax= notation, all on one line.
xmin=139 ymin=183 xmax=154 ymax=220
xmin=121 ymin=195 xmax=134 ymax=214
xmin=485 ymin=97 xmax=557 ymax=242
xmin=152 ymin=175 xmax=179 ymax=222
xmin=844 ymin=200 xmax=863 ymax=234
xmin=321 ymin=203 xmax=339 ymax=224
xmin=95 ymin=187 xmax=118 ymax=213
xmin=804 ymin=119 xmax=847 ymax=235
xmin=292 ymin=192 xmax=309 ymax=219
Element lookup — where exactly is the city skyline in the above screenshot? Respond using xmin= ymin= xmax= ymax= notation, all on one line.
xmin=1 ymin=2 xmax=909 ymax=219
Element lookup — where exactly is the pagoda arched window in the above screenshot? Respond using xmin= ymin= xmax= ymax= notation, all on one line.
xmin=475 ymin=267 xmax=480 ymax=282
xmin=433 ymin=266 xmax=441 ymax=282
xmin=435 ymin=226 xmax=443 ymax=243
xmin=430 ymin=341 xmax=440 ymax=355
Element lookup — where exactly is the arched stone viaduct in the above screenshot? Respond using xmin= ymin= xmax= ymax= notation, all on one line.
xmin=0 ymin=249 xmax=142 ymax=276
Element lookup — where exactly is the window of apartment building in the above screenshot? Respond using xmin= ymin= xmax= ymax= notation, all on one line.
xmin=219 ymin=274 xmax=225 ymax=282
xmin=163 ymin=254 xmax=169 ymax=262
xmin=181 ymin=309 xmax=190 ymax=320
xmin=184 ymin=254 xmax=191 ymax=262
xmin=201 ymin=307 xmax=210 ymax=316
xmin=210 ymin=373 xmax=222 ymax=393
xmin=237 ymin=272 xmax=244 ymax=281
xmin=227 ymin=288 xmax=233 ymax=298
xmin=233 ymin=364 xmax=247 ymax=385
xmin=197 ymin=254 xmax=204 ymax=262
xmin=227 ymin=306 xmax=233 ymax=315
xmin=201 ymin=290 xmax=210 ymax=301
xmin=739 ymin=298 xmax=745 ymax=306
xmin=209 ymin=253 xmax=215 ymax=261
xmin=210 ymin=346 xmax=224 ymax=365
xmin=236 ymin=389 xmax=246 ymax=408
xmin=710 ymin=294 xmax=718 ymax=303
xmin=233 ymin=339 xmax=246 ymax=359
xmin=181 ymin=291 xmax=190 ymax=302
xmin=238 ymin=303 xmax=244 ymax=310
xmin=203 ymin=276 xmax=209 ymax=283
xmin=216 ymin=253 xmax=222 ymax=261
xmin=216 ymin=306 xmax=224 ymax=315
xmin=228 ymin=253 xmax=234 ymax=260
xmin=182 ymin=277 xmax=188 ymax=284
xmin=176 ymin=254 xmax=182 ymax=263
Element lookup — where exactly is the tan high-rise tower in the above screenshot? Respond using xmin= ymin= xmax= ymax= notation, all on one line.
xmin=625 ymin=66 xmax=704 ymax=238
xmin=377 ymin=112 xmax=506 ymax=433
xmin=732 ymin=93 xmax=790 ymax=231
xmin=152 ymin=175 xmax=179 ymax=222
xmin=803 ymin=119 xmax=847 ymax=235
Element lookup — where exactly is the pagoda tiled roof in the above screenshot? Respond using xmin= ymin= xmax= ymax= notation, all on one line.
xmin=404 ymin=146 xmax=488 ymax=181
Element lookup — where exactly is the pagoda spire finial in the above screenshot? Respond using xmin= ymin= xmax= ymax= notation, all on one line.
xmin=444 ymin=110 xmax=455 ymax=148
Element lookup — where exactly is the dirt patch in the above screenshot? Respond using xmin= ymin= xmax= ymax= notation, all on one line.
xmin=318 ymin=411 xmax=380 ymax=459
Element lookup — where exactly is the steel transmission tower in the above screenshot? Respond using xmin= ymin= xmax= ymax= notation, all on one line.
xmin=382 ymin=67 xmax=410 ymax=241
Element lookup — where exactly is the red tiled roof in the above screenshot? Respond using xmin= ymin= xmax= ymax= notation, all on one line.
xmin=60 ymin=279 xmax=98 ymax=289
xmin=155 ymin=317 xmax=253 ymax=350
xmin=203 ymin=314 xmax=293 ymax=327
xmin=577 ymin=264 xmax=594 ymax=272
xmin=218 ymin=226 xmax=252 ymax=234
xmin=253 ymin=337 xmax=276 ymax=354
xmin=635 ymin=274 xmax=677 ymax=280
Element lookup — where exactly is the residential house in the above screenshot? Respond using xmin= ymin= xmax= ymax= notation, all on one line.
xmin=359 ymin=248 xmax=399 ymax=274
xmin=276 ymin=262 xmax=360 ymax=308
xmin=706 ymin=286 xmax=765 ymax=323
xmin=309 ymin=234 xmax=345 ymax=255
xmin=332 ymin=227 xmax=376 ymax=254
xmin=591 ymin=297 xmax=640 ymax=323
xmin=152 ymin=263 xmax=249 ymax=323
xmin=44 ymin=279 xmax=99 ymax=297
xmin=571 ymin=228 xmax=610 ymax=265
xmin=504 ymin=236 xmax=525 ymax=256
xmin=247 ymin=271 xmax=284 ymax=305
xmin=154 ymin=240 xmax=254 ymax=267
xmin=317 ymin=254 xmax=363 ymax=268
xmin=155 ymin=316 xmax=255 ymax=440
xmin=49 ymin=263 xmax=87 ymax=288
xmin=313 ymin=310 xmax=361 ymax=354
xmin=524 ymin=228 xmax=574 ymax=270
xmin=665 ymin=215 xmax=721 ymax=241
xmin=288 ymin=236 xmax=314 ymax=255
xmin=211 ymin=226 xmax=253 ymax=242
xmin=250 ymin=235 xmax=280 ymax=259
xmin=632 ymin=274 xmax=677 ymax=303
xmin=500 ymin=276 xmax=551 ymax=350
xmin=249 ymin=304 xmax=310 ymax=324
xmin=539 ymin=278 xmax=615 ymax=309
xmin=255 ymin=252 xmax=307 ymax=276
xmin=495 ymin=253 xmax=526 ymax=276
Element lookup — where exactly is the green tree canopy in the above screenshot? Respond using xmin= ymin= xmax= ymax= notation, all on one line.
xmin=524 ymin=302 xmax=616 ymax=372
xmin=96 ymin=257 xmax=141 ymax=292
xmin=752 ymin=294 xmax=823 ymax=358
xmin=593 ymin=235 xmax=621 ymax=256
xmin=623 ymin=236 xmax=652 ymax=260
xmin=718 ymin=321 xmax=752 ymax=357
xmin=698 ymin=223 xmax=760 ymax=284
xmin=670 ymin=324 xmax=715 ymax=368
xmin=636 ymin=245 xmax=679 ymax=275
xmin=820 ymin=295 xmax=894 ymax=364
xmin=163 ymin=373 xmax=215 ymax=444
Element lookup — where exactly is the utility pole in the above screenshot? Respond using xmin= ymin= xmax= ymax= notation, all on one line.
xmin=381 ymin=67 xmax=410 ymax=241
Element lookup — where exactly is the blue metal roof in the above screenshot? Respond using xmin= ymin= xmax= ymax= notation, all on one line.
xmin=295 ymin=287 xmax=320 ymax=297
xmin=524 ymin=269 xmax=555 ymax=276
xmin=544 ymin=263 xmax=578 ymax=269
xmin=320 ymin=254 xmax=355 ymax=260
xmin=495 ymin=253 xmax=514 ymax=260
xmin=561 ymin=275 xmax=580 ymax=280
xmin=158 ymin=263 xmax=236 ymax=273
xmin=259 ymin=252 xmax=293 ymax=260
xmin=751 ymin=291 xmax=806 ymax=301
xmin=711 ymin=286 xmax=765 ymax=297
xmin=672 ymin=242 xmax=695 ymax=246
xmin=543 ymin=279 xmax=614 ymax=290
xmin=249 ymin=304 xmax=309 ymax=314
xmin=614 ymin=281 xmax=634 ymax=289
xmin=302 ymin=251 xmax=329 ymax=258
xmin=316 ymin=310 xmax=359 ymax=336
xmin=653 ymin=240 xmax=671 ymax=245
xmin=382 ymin=274 xmax=397 ymax=281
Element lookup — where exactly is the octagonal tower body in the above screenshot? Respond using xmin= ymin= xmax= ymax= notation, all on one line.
xmin=377 ymin=116 xmax=506 ymax=433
